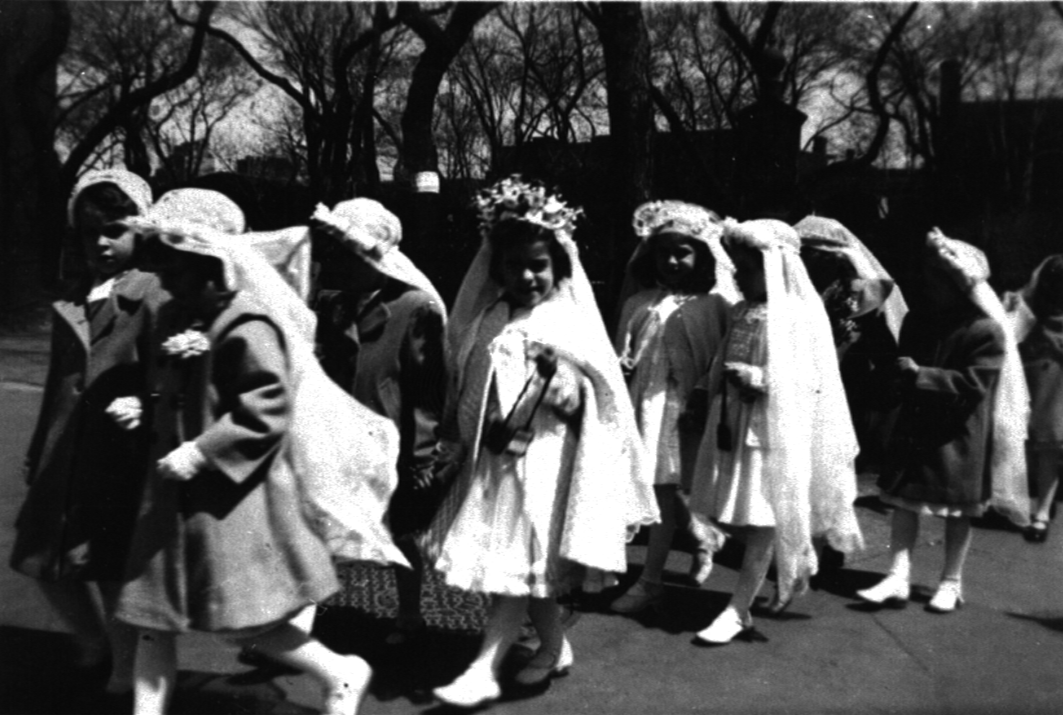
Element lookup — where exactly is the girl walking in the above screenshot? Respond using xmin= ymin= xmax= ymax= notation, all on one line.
xmin=426 ymin=177 xmax=657 ymax=708
xmin=10 ymin=170 xmax=158 ymax=698
xmin=689 ymin=219 xmax=863 ymax=645
xmin=116 ymin=189 xmax=406 ymax=715
xmin=858 ymin=230 xmax=1023 ymax=612
xmin=610 ymin=201 xmax=735 ymax=614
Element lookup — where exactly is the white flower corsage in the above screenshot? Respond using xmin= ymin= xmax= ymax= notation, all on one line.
xmin=162 ymin=329 xmax=210 ymax=359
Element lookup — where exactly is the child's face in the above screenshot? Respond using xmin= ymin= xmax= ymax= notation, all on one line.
xmin=729 ymin=244 xmax=767 ymax=301
xmin=77 ymin=201 xmax=136 ymax=277
xmin=500 ymin=239 xmax=556 ymax=309
xmin=653 ymin=232 xmax=701 ymax=290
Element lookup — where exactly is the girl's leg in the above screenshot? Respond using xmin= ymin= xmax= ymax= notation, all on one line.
xmin=132 ymin=629 xmax=177 ymax=715
xmin=97 ymin=581 xmax=138 ymax=693
xmin=694 ymin=527 xmax=773 ymax=645
xmin=434 ymin=595 xmax=527 ymax=706
xmin=526 ymin=597 xmax=565 ymax=662
xmin=611 ymin=486 xmax=674 ymax=613
xmin=515 ymin=597 xmax=572 ymax=686
xmin=1029 ymin=450 xmax=1061 ymax=533
xmin=391 ymin=537 xmax=426 ymax=637
xmin=731 ymin=527 xmax=775 ymax=619
xmin=927 ymin=515 xmax=972 ymax=613
xmin=237 ymin=621 xmax=370 ymax=715
xmin=36 ymin=580 xmax=109 ymax=667
xmin=677 ymin=497 xmax=717 ymax=585
xmin=857 ymin=507 xmax=918 ymax=604
xmin=887 ymin=507 xmax=920 ymax=582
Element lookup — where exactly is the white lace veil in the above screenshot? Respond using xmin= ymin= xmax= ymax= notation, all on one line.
xmin=244 ymin=226 xmax=314 ymax=304
xmin=616 ymin=200 xmax=740 ymax=312
xmin=723 ymin=219 xmax=863 ymax=603
xmin=446 ymin=178 xmax=659 ymax=570
xmin=125 ymin=188 xmax=407 ymax=567
xmin=793 ymin=216 xmax=909 ymax=341
xmin=928 ymin=229 xmax=1030 ymax=528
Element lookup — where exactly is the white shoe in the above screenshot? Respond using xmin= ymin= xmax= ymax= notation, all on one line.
xmin=692 ymin=607 xmax=753 ymax=646
xmin=856 ymin=574 xmax=910 ymax=607
xmin=927 ymin=580 xmax=964 ymax=614
xmin=433 ymin=668 xmax=501 ymax=709
xmin=322 ymin=655 xmax=372 ymax=715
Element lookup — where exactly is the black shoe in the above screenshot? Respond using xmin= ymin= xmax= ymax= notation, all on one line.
xmin=1023 ymin=519 xmax=1050 ymax=544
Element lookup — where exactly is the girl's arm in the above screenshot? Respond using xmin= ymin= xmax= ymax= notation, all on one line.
xmin=903 ymin=318 xmax=1005 ymax=409
xmin=400 ymin=300 xmax=448 ymax=485
xmin=195 ymin=318 xmax=292 ymax=484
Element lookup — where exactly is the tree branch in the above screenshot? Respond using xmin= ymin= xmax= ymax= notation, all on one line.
xmin=62 ymin=1 xmax=218 ymax=189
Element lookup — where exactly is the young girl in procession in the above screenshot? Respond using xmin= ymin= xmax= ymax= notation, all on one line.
xmin=858 ymin=229 xmax=1028 ymax=612
xmin=312 ymin=198 xmax=448 ymax=643
xmin=1008 ymin=255 xmax=1063 ymax=543
xmin=689 ymin=219 xmax=863 ymax=645
xmin=610 ymin=201 xmax=737 ymax=614
xmin=9 ymin=170 xmax=158 ymax=698
xmin=425 ymin=176 xmax=657 ymax=708
xmin=115 ymin=189 xmax=407 ymax=715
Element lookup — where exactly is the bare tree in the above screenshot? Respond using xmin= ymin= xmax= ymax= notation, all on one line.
xmin=197 ymin=2 xmax=406 ymax=202
xmin=58 ymin=0 xmax=217 ymax=192
xmin=144 ymin=37 xmax=261 ymax=185
xmin=1 ymin=0 xmax=70 ymax=319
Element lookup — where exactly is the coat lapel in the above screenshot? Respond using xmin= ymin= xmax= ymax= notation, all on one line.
xmin=53 ymin=299 xmax=90 ymax=353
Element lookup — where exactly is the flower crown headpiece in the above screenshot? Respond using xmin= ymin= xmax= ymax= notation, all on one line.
xmin=475 ymin=175 xmax=581 ymax=240
xmin=927 ymin=227 xmax=989 ymax=287
xmin=632 ymin=200 xmax=721 ymax=242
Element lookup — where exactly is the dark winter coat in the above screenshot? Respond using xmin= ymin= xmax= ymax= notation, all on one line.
xmin=10 ymin=270 xmax=161 ymax=582
xmin=115 ymin=293 xmax=337 ymax=633
xmin=315 ymin=279 xmax=446 ymax=535
xmin=878 ymin=305 xmax=1005 ymax=508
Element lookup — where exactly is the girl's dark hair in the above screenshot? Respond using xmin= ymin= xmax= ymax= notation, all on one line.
xmin=72 ymin=182 xmax=140 ymax=226
xmin=630 ymin=233 xmax=716 ymax=293
xmin=487 ymin=219 xmax=572 ymax=284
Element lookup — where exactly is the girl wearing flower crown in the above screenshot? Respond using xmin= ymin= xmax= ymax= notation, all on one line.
xmin=115 ymin=189 xmax=406 ymax=715
xmin=424 ymin=177 xmax=657 ymax=708
xmin=609 ymin=201 xmax=737 ymax=615
xmin=689 ymin=220 xmax=862 ymax=645
xmin=10 ymin=170 xmax=159 ymax=699
xmin=858 ymin=229 xmax=1026 ymax=613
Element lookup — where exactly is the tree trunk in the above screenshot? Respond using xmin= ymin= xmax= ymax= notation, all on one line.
xmin=590 ymin=3 xmax=654 ymax=299
xmin=0 ymin=0 xmax=70 ymax=323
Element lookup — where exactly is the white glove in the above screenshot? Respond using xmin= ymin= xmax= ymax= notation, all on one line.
xmin=544 ymin=360 xmax=582 ymax=418
xmin=157 ymin=441 xmax=209 ymax=481
xmin=106 ymin=396 xmax=143 ymax=431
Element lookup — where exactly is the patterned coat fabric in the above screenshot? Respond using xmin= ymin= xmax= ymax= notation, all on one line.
xmin=115 ymin=293 xmax=338 ymax=633
xmin=11 ymin=270 xmax=161 ymax=582
xmin=878 ymin=306 xmax=1006 ymax=507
